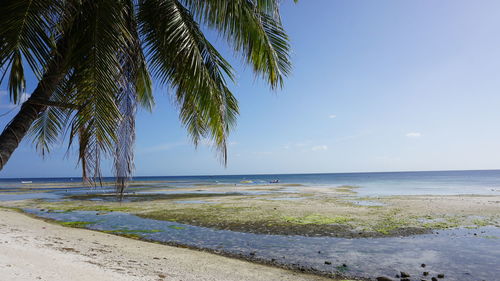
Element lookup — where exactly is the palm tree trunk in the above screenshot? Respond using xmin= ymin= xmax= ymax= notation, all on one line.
xmin=0 ymin=39 xmax=69 ymax=171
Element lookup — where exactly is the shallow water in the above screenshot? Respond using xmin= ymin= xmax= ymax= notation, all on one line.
xmin=25 ymin=209 xmax=500 ymax=281
xmin=3 ymin=169 xmax=500 ymax=196
xmin=2 ymin=171 xmax=500 ymax=280
xmin=0 ymin=187 xmax=116 ymax=201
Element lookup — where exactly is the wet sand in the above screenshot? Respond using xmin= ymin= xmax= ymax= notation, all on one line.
xmin=0 ymin=209 xmax=336 ymax=281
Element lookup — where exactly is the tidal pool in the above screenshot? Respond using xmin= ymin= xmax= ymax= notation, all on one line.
xmin=25 ymin=209 xmax=500 ymax=281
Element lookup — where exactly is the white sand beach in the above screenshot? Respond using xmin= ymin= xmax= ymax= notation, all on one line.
xmin=0 ymin=209 xmax=332 ymax=281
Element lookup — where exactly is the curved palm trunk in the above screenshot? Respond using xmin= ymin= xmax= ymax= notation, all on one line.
xmin=0 ymin=40 xmax=69 ymax=171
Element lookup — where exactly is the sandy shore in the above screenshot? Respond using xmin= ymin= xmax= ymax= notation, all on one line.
xmin=0 ymin=209 xmax=334 ymax=281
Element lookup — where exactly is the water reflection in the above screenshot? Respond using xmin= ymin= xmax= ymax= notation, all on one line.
xmin=25 ymin=209 xmax=500 ymax=281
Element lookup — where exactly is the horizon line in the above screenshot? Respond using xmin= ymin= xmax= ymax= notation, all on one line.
xmin=1 ymin=168 xmax=499 ymax=180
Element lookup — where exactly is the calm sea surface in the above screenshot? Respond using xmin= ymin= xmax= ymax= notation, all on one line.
xmin=1 ymin=169 xmax=500 ymax=196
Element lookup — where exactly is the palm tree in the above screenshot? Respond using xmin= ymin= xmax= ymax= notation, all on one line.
xmin=0 ymin=0 xmax=293 ymax=194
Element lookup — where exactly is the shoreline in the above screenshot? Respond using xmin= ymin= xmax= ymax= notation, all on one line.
xmin=1 ymin=184 xmax=499 ymax=280
xmin=0 ymin=208 xmax=340 ymax=281
xmin=14 ymin=188 xmax=499 ymax=238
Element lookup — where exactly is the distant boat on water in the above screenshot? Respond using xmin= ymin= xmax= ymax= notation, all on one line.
xmin=21 ymin=181 xmax=32 ymax=184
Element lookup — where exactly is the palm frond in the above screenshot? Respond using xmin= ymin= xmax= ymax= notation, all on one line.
xmin=114 ymin=74 xmax=137 ymax=197
xmin=125 ymin=1 xmax=155 ymax=111
xmin=27 ymin=72 xmax=75 ymax=157
xmin=181 ymin=0 xmax=292 ymax=89
xmin=28 ymin=105 xmax=71 ymax=157
xmin=139 ymin=0 xmax=239 ymax=163
xmin=0 ymin=0 xmax=59 ymax=102
xmin=65 ymin=0 xmax=131 ymax=184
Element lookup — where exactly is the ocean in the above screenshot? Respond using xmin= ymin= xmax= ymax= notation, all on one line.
xmin=1 ymin=169 xmax=500 ymax=196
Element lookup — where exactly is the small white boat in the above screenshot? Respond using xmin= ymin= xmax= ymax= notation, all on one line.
xmin=21 ymin=181 xmax=33 ymax=184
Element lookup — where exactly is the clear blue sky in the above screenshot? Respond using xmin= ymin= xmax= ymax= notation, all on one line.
xmin=2 ymin=0 xmax=500 ymax=178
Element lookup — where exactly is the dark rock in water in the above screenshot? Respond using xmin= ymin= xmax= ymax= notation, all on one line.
xmin=431 ymin=277 xmax=438 ymax=281
xmin=437 ymin=273 xmax=445 ymax=278
xmin=376 ymin=277 xmax=394 ymax=281
xmin=324 ymin=261 xmax=331 ymax=265
xmin=401 ymin=278 xmax=410 ymax=281
xmin=423 ymin=271 xmax=429 ymax=276
xmin=249 ymin=252 xmax=255 ymax=256
xmin=317 ymin=251 xmax=321 ymax=254
xmin=395 ymin=274 xmax=400 ymax=278
xmin=342 ymin=263 xmax=347 ymax=267
xmin=421 ymin=263 xmax=426 ymax=268
xmin=400 ymin=272 xmax=410 ymax=278
xmin=271 ymin=258 xmax=275 ymax=262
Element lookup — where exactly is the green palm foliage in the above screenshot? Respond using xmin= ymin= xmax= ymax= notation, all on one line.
xmin=0 ymin=0 xmax=292 ymax=195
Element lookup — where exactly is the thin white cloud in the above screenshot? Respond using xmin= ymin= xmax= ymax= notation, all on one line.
xmin=311 ymin=145 xmax=328 ymax=151
xmin=405 ymin=132 xmax=422 ymax=138
xmin=282 ymin=141 xmax=309 ymax=150
xmin=328 ymin=114 xmax=337 ymax=119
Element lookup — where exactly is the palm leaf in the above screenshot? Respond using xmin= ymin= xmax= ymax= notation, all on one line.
xmin=181 ymin=0 xmax=292 ymax=89
xmin=139 ymin=0 xmax=239 ymax=163
xmin=66 ymin=0 xmax=131 ymax=184
xmin=0 ymin=0 xmax=59 ymax=102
